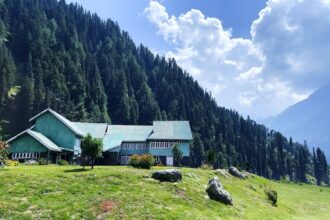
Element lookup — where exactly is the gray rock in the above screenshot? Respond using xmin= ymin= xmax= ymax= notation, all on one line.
xmin=228 ymin=166 xmax=247 ymax=179
xmin=214 ymin=169 xmax=231 ymax=178
xmin=206 ymin=177 xmax=233 ymax=205
xmin=152 ymin=169 xmax=182 ymax=182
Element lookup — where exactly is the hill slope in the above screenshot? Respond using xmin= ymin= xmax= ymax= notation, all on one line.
xmin=0 ymin=166 xmax=329 ymax=219
xmin=270 ymin=83 xmax=330 ymax=160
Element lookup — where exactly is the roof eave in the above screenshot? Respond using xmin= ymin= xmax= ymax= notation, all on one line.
xmin=27 ymin=130 xmax=62 ymax=152
xmin=6 ymin=129 xmax=62 ymax=152
xmin=147 ymin=138 xmax=193 ymax=141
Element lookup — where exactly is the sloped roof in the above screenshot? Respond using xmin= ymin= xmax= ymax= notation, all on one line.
xmin=23 ymin=109 xmax=193 ymax=152
xmin=147 ymin=121 xmax=193 ymax=140
xmin=103 ymin=125 xmax=153 ymax=151
xmin=7 ymin=129 xmax=62 ymax=152
xmin=72 ymin=122 xmax=108 ymax=139
xmin=29 ymin=108 xmax=84 ymax=137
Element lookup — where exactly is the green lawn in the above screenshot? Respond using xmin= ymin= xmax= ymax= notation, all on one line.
xmin=0 ymin=165 xmax=329 ymax=220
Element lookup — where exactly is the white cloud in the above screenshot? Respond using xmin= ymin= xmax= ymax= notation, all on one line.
xmin=144 ymin=0 xmax=329 ymax=118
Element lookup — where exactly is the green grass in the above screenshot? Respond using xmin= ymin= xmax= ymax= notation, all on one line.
xmin=0 ymin=166 xmax=329 ymax=220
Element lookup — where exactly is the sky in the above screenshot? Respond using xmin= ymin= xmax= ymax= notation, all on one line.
xmin=66 ymin=0 xmax=330 ymax=120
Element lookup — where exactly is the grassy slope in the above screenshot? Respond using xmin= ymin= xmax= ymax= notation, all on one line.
xmin=0 ymin=166 xmax=329 ymax=220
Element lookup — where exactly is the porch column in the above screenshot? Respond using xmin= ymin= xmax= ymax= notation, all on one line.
xmin=47 ymin=149 xmax=50 ymax=164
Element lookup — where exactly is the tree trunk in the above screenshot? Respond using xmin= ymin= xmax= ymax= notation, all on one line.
xmin=91 ymin=158 xmax=95 ymax=169
xmin=82 ymin=156 xmax=86 ymax=169
xmin=47 ymin=150 xmax=50 ymax=164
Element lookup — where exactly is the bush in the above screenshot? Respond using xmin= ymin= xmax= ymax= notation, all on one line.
xmin=0 ymin=147 xmax=8 ymax=166
xmin=129 ymin=154 xmax=154 ymax=169
xmin=4 ymin=160 xmax=19 ymax=166
xmin=58 ymin=159 xmax=69 ymax=166
xmin=38 ymin=158 xmax=51 ymax=165
xmin=200 ymin=164 xmax=213 ymax=170
xmin=265 ymin=188 xmax=278 ymax=206
xmin=306 ymin=174 xmax=317 ymax=185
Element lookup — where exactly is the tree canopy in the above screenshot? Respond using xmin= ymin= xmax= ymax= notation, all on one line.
xmin=80 ymin=134 xmax=103 ymax=169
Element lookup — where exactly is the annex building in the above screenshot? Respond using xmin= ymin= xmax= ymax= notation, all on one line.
xmin=6 ymin=109 xmax=193 ymax=166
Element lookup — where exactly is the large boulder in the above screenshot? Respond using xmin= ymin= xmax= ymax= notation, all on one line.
xmin=152 ymin=169 xmax=182 ymax=182
xmin=228 ymin=166 xmax=247 ymax=179
xmin=206 ymin=177 xmax=233 ymax=205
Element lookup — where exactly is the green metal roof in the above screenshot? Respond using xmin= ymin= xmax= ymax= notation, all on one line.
xmin=27 ymin=130 xmax=62 ymax=152
xmin=29 ymin=108 xmax=84 ymax=137
xmin=103 ymin=125 xmax=153 ymax=151
xmin=7 ymin=129 xmax=62 ymax=152
xmin=147 ymin=121 xmax=193 ymax=140
xmin=72 ymin=122 xmax=108 ymax=139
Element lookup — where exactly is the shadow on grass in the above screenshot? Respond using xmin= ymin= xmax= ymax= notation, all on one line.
xmin=63 ymin=168 xmax=91 ymax=173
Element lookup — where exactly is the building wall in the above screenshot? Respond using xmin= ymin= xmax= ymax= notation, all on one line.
xmin=119 ymin=142 xmax=148 ymax=156
xmin=117 ymin=141 xmax=191 ymax=166
xmin=34 ymin=112 xmax=79 ymax=150
xmin=148 ymin=141 xmax=190 ymax=157
xmin=117 ymin=141 xmax=190 ymax=157
xmin=9 ymin=133 xmax=48 ymax=153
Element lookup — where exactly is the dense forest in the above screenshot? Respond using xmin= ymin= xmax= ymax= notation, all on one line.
xmin=0 ymin=0 xmax=328 ymax=184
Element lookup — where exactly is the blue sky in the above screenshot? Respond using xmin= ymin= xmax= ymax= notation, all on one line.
xmin=66 ymin=0 xmax=330 ymax=119
xmin=66 ymin=0 xmax=266 ymax=51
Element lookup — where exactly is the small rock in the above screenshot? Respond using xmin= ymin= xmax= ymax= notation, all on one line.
xmin=152 ymin=169 xmax=182 ymax=182
xmin=206 ymin=177 xmax=233 ymax=205
xmin=186 ymin=173 xmax=197 ymax=178
xmin=214 ymin=169 xmax=231 ymax=178
xmin=228 ymin=166 xmax=247 ymax=179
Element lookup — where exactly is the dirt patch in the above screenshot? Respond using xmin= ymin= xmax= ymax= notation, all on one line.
xmin=100 ymin=200 xmax=118 ymax=213
xmin=97 ymin=200 xmax=118 ymax=220
xmin=24 ymin=206 xmax=51 ymax=219
xmin=175 ymin=188 xmax=187 ymax=198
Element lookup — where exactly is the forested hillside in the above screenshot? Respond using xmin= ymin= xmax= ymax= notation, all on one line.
xmin=0 ymin=0 xmax=328 ymax=184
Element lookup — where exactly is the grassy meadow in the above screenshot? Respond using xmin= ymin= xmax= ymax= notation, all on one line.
xmin=0 ymin=165 xmax=329 ymax=220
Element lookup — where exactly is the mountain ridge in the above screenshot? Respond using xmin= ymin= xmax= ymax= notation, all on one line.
xmin=270 ymin=82 xmax=330 ymax=160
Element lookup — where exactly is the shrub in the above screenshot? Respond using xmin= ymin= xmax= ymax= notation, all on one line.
xmin=129 ymin=154 xmax=155 ymax=169
xmin=306 ymin=174 xmax=317 ymax=185
xmin=0 ymin=147 xmax=8 ymax=166
xmin=280 ymin=175 xmax=290 ymax=183
xmin=200 ymin=164 xmax=213 ymax=170
xmin=58 ymin=159 xmax=69 ymax=166
xmin=4 ymin=160 xmax=19 ymax=166
xmin=265 ymin=188 xmax=278 ymax=206
xmin=172 ymin=144 xmax=183 ymax=167
xmin=38 ymin=158 xmax=51 ymax=165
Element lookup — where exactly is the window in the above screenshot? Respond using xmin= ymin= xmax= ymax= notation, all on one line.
xmin=121 ymin=143 xmax=147 ymax=150
xmin=150 ymin=142 xmax=181 ymax=149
